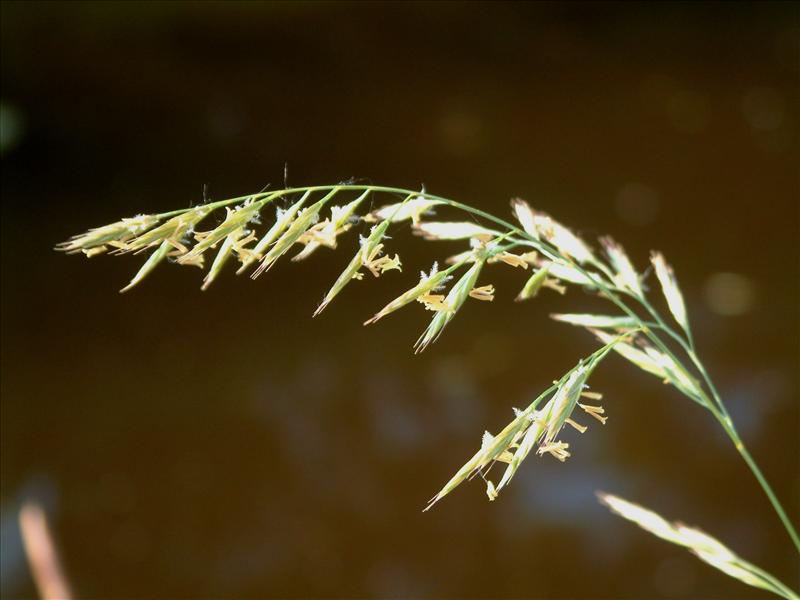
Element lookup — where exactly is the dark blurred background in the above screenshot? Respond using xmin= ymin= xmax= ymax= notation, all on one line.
xmin=1 ymin=2 xmax=798 ymax=598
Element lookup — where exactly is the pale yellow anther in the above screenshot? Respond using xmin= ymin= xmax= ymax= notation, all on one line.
xmin=179 ymin=254 xmax=205 ymax=269
xmin=485 ymin=480 xmax=499 ymax=501
xmin=417 ymin=293 xmax=449 ymax=312
xmin=580 ymin=403 xmax=607 ymax=424
xmin=497 ymin=252 xmax=529 ymax=269
xmin=166 ymin=239 xmax=190 ymax=255
xmin=297 ymin=219 xmax=344 ymax=250
xmin=231 ymin=232 xmax=257 ymax=260
xmin=82 ymin=246 xmax=108 ymax=258
xmin=469 ymin=284 xmax=495 ymax=301
xmin=365 ymin=251 xmax=402 ymax=277
xmin=496 ymin=451 xmax=515 ymax=464
xmin=544 ymin=279 xmax=567 ymax=295
xmin=538 ymin=441 xmax=571 ymax=462
xmin=566 ymin=418 xmax=588 ymax=433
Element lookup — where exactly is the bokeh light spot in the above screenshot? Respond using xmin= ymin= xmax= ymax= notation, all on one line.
xmin=704 ymin=272 xmax=757 ymax=316
xmin=614 ymin=182 xmax=660 ymax=226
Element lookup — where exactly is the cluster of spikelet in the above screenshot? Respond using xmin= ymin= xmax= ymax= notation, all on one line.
xmin=57 ymin=183 xmax=799 ymax=598
xmin=424 ymin=347 xmax=617 ymax=511
xmin=57 ymin=184 xmax=702 ymax=495
xmin=56 ymin=185 xmax=690 ymax=360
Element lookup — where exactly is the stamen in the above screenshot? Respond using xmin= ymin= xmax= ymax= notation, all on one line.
xmin=566 ymin=418 xmax=588 ymax=433
xmin=83 ymin=247 xmax=108 ymax=257
xmin=579 ymin=403 xmax=608 ymax=424
xmin=497 ymin=252 xmax=529 ymax=269
xmin=469 ymin=284 xmax=495 ymax=301
xmin=538 ymin=441 xmax=571 ymax=462
xmin=543 ymin=279 xmax=567 ymax=295
xmin=417 ymin=293 xmax=449 ymax=312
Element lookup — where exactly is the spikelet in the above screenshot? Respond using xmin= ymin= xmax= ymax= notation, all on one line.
xmin=510 ymin=197 xmax=539 ymax=240
xmin=364 ymin=262 xmax=459 ymax=325
xmin=313 ymin=220 xmax=400 ymax=316
xmin=524 ymin=209 xmax=595 ymax=264
xmin=539 ymin=259 xmax=602 ymax=289
xmin=414 ymin=257 xmax=487 ymax=353
xmin=424 ymin=403 xmax=533 ymax=511
xmin=443 ymin=248 xmax=477 ymax=265
xmin=116 ymin=206 xmax=216 ymax=293
xmin=179 ymin=198 xmax=266 ymax=266
xmin=231 ymin=191 xmax=310 ymax=274
xmin=120 ymin=206 xmax=213 ymax=255
xmin=598 ymin=493 xmax=794 ymax=597
xmin=365 ymin=196 xmax=442 ymax=224
xmin=515 ymin=265 xmax=567 ymax=301
xmin=202 ymin=227 xmax=255 ymax=291
xmin=112 ymin=207 xmax=217 ymax=291
xmin=292 ymin=190 xmax=370 ymax=261
xmin=541 ymin=366 xmax=589 ymax=446
xmin=589 ymin=329 xmax=704 ymax=402
xmin=590 ymin=328 xmax=668 ymax=379
xmin=551 ymin=313 xmax=639 ymax=329
xmin=251 ymin=189 xmax=341 ymax=277
xmin=641 ymin=344 xmax=704 ymax=400
xmin=56 ymin=214 xmax=160 ymax=255
xmin=119 ymin=240 xmax=172 ymax=293
xmin=494 ymin=406 xmax=549 ymax=492
xmin=411 ymin=221 xmax=498 ymax=241
xmin=600 ymin=236 xmax=642 ymax=297
xmin=651 ymin=251 xmax=690 ymax=335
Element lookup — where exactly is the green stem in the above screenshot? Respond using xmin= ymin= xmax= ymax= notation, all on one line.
xmin=746 ymin=562 xmax=800 ymax=600
xmin=636 ymin=301 xmax=800 ymax=554
xmin=716 ymin=410 xmax=800 ymax=554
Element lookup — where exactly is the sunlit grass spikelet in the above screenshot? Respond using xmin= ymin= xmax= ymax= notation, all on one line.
xmin=292 ymin=190 xmax=370 ymax=261
xmin=550 ymin=313 xmax=639 ymax=329
xmin=651 ymin=251 xmax=690 ymax=336
xmin=598 ymin=493 xmax=799 ymax=599
xmin=179 ymin=197 xmax=267 ymax=266
xmin=363 ymin=261 xmax=461 ymax=325
xmin=414 ymin=256 xmax=488 ymax=353
xmin=515 ymin=265 xmax=567 ymax=301
xmin=236 ymin=191 xmax=310 ymax=274
xmin=313 ymin=219 xmax=400 ymax=317
xmin=56 ymin=214 xmax=160 ymax=255
xmin=365 ymin=196 xmax=440 ymax=224
xmin=251 ymin=189 xmax=340 ymax=277
xmin=120 ymin=206 xmax=212 ymax=255
xmin=600 ymin=236 xmax=642 ymax=297
xmin=510 ymin=197 xmax=539 ymax=240
xmin=412 ymin=221 xmax=498 ymax=241
xmin=119 ymin=240 xmax=171 ymax=293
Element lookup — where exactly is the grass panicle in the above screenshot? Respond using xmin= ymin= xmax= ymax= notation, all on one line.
xmin=58 ymin=182 xmax=800 ymax=596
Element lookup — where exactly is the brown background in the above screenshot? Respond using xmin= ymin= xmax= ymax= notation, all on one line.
xmin=1 ymin=2 xmax=798 ymax=598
